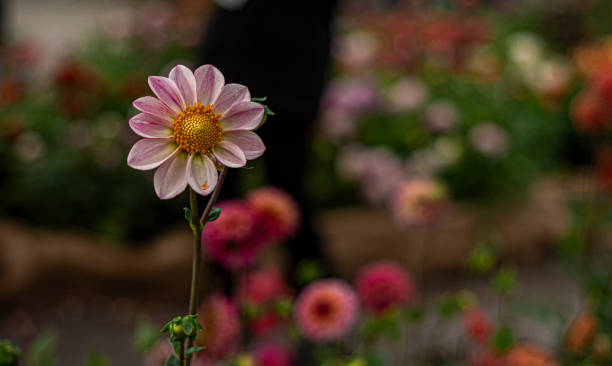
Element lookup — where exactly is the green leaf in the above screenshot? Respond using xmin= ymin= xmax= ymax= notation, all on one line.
xmin=251 ymin=96 xmax=267 ymax=102
xmin=206 ymin=207 xmax=222 ymax=223
xmin=134 ymin=322 xmax=161 ymax=353
xmin=492 ymin=325 xmax=515 ymax=354
xmin=183 ymin=207 xmax=192 ymax=222
xmin=165 ymin=355 xmax=180 ymax=366
xmin=170 ymin=339 xmax=182 ymax=356
xmin=491 ymin=267 xmax=518 ymax=295
xmin=185 ymin=346 xmax=204 ymax=356
xmin=160 ymin=322 xmax=171 ymax=333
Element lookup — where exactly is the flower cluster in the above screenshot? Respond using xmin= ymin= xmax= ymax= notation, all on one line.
xmin=202 ymin=186 xmax=300 ymax=270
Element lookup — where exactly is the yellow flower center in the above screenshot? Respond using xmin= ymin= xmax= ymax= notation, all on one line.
xmin=172 ymin=103 xmax=222 ymax=154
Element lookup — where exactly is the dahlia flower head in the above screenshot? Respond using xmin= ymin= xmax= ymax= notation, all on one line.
xmin=253 ymin=343 xmax=294 ymax=366
xmin=127 ymin=64 xmax=265 ymax=199
xmin=355 ymin=261 xmax=415 ymax=315
xmin=247 ymin=187 xmax=301 ymax=243
xmin=237 ymin=268 xmax=293 ymax=334
xmin=195 ymin=294 xmax=241 ymax=360
xmin=202 ymin=200 xmax=264 ymax=270
xmin=294 ymin=279 xmax=359 ymax=343
xmin=390 ymin=178 xmax=447 ymax=226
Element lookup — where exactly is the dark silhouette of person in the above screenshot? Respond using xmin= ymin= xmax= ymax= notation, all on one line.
xmin=200 ymin=0 xmax=338 ymax=281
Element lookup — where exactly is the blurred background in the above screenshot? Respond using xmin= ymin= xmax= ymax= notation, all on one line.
xmin=2 ymin=0 xmax=612 ymax=365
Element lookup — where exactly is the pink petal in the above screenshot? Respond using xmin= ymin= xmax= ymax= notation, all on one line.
xmin=127 ymin=138 xmax=178 ymax=170
xmin=220 ymin=102 xmax=264 ymax=131
xmin=222 ymin=130 xmax=265 ymax=160
xmin=213 ymin=141 xmax=247 ymax=168
xmin=133 ymin=96 xmax=176 ymax=122
xmin=148 ymin=76 xmax=186 ymax=114
xmin=154 ymin=151 xmax=189 ymax=199
xmin=169 ymin=65 xmax=197 ymax=106
xmin=194 ymin=64 xmax=224 ymax=106
xmin=187 ymin=153 xmax=218 ymax=195
xmin=129 ymin=113 xmax=173 ymax=138
xmin=214 ymin=84 xmax=250 ymax=114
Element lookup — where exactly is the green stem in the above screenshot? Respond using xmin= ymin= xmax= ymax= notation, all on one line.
xmin=183 ymin=169 xmax=229 ymax=366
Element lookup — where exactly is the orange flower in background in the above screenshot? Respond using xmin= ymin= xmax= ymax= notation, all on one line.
xmin=574 ymin=38 xmax=612 ymax=78
xmin=565 ymin=311 xmax=598 ymax=353
xmin=504 ymin=344 xmax=558 ymax=366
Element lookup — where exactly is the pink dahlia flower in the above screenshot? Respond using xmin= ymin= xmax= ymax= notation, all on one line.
xmin=355 ymin=261 xmax=415 ymax=314
xmin=195 ymin=294 xmax=241 ymax=360
xmin=254 ymin=343 xmax=294 ymax=366
xmin=390 ymin=178 xmax=446 ymax=226
xmin=127 ymin=64 xmax=265 ymax=199
xmin=294 ymin=279 xmax=358 ymax=343
xmin=202 ymin=200 xmax=264 ymax=270
xmin=247 ymin=187 xmax=300 ymax=243
xmin=237 ymin=268 xmax=293 ymax=334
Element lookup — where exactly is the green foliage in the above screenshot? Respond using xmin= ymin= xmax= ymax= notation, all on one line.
xmin=26 ymin=330 xmax=58 ymax=366
xmin=295 ymin=259 xmax=326 ymax=285
xmin=0 ymin=340 xmax=21 ymax=366
xmin=468 ymin=242 xmax=497 ymax=274
xmin=134 ymin=322 xmax=161 ymax=354
xmin=206 ymin=207 xmax=222 ymax=223
xmin=86 ymin=351 xmax=110 ymax=366
xmin=160 ymin=315 xmax=204 ymax=356
xmin=491 ymin=267 xmax=518 ymax=296
xmin=165 ymin=355 xmax=179 ymax=366
xmin=492 ymin=325 xmax=515 ymax=354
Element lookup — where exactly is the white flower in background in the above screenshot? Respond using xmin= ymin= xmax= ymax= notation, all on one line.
xmin=508 ymin=32 xmax=544 ymax=68
xmin=469 ymin=122 xmax=509 ymax=158
xmin=405 ymin=148 xmax=445 ymax=177
xmin=424 ymin=100 xmax=459 ymax=132
xmin=14 ymin=131 xmax=46 ymax=162
xmin=433 ymin=136 xmax=462 ymax=166
xmin=386 ymin=77 xmax=429 ymax=112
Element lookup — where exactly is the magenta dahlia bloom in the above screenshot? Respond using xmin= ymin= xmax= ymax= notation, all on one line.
xmin=202 ymin=200 xmax=264 ymax=270
xmin=355 ymin=261 xmax=416 ymax=314
xmin=254 ymin=343 xmax=294 ymax=366
xmin=127 ymin=64 xmax=265 ymax=199
xmin=195 ymin=294 xmax=241 ymax=360
xmin=247 ymin=187 xmax=300 ymax=243
xmin=294 ymin=279 xmax=358 ymax=343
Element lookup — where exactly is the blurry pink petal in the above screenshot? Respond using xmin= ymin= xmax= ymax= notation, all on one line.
xmin=187 ymin=153 xmax=218 ymax=195
xmin=214 ymin=84 xmax=250 ymax=114
xmin=223 ymin=130 xmax=265 ymax=160
xmin=169 ymin=65 xmax=197 ymax=106
xmin=133 ymin=96 xmax=176 ymax=122
xmin=129 ymin=113 xmax=173 ymax=138
xmin=220 ymin=102 xmax=264 ymax=131
xmin=127 ymin=138 xmax=177 ymax=170
xmin=194 ymin=64 xmax=224 ymax=106
xmin=154 ymin=151 xmax=189 ymax=199
xmin=213 ymin=141 xmax=246 ymax=168
xmin=148 ymin=76 xmax=186 ymax=114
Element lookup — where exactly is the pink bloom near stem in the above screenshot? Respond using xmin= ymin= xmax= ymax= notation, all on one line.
xmin=202 ymin=200 xmax=264 ymax=270
xmin=355 ymin=261 xmax=416 ymax=314
xmin=196 ymin=294 xmax=241 ymax=360
xmin=294 ymin=279 xmax=358 ymax=343
xmin=390 ymin=178 xmax=447 ymax=227
xmin=127 ymin=64 xmax=265 ymax=199
xmin=247 ymin=186 xmax=301 ymax=243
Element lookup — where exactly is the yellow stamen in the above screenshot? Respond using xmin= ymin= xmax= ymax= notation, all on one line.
xmin=172 ymin=103 xmax=222 ymax=154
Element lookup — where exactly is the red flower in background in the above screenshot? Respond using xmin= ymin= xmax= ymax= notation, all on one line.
xmin=195 ymin=294 xmax=241 ymax=360
xmin=53 ymin=60 xmax=106 ymax=118
xmin=355 ymin=261 xmax=416 ymax=314
xmin=597 ymin=147 xmax=612 ymax=191
xmin=254 ymin=343 xmax=294 ymax=366
xmin=463 ymin=309 xmax=493 ymax=344
xmin=247 ymin=186 xmax=300 ymax=243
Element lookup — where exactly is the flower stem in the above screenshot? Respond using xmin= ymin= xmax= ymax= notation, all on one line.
xmin=183 ymin=168 xmax=229 ymax=366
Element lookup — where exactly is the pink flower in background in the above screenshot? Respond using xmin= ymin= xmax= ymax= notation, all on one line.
xmin=247 ymin=187 xmax=301 ymax=243
xmin=254 ymin=343 xmax=294 ymax=366
xmin=145 ymin=339 xmax=173 ymax=366
xmin=424 ymin=100 xmax=459 ymax=132
xmin=355 ymin=261 xmax=416 ymax=314
xmin=463 ymin=309 xmax=492 ymax=344
xmin=196 ymin=294 xmax=241 ymax=360
xmin=237 ymin=268 xmax=293 ymax=334
xmin=127 ymin=64 xmax=265 ymax=199
xmin=333 ymin=30 xmax=379 ymax=73
xmin=202 ymin=200 xmax=263 ymax=270
xmin=390 ymin=178 xmax=446 ymax=226
xmin=294 ymin=279 xmax=358 ymax=342
xmin=386 ymin=77 xmax=429 ymax=111
xmin=469 ymin=122 xmax=509 ymax=158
